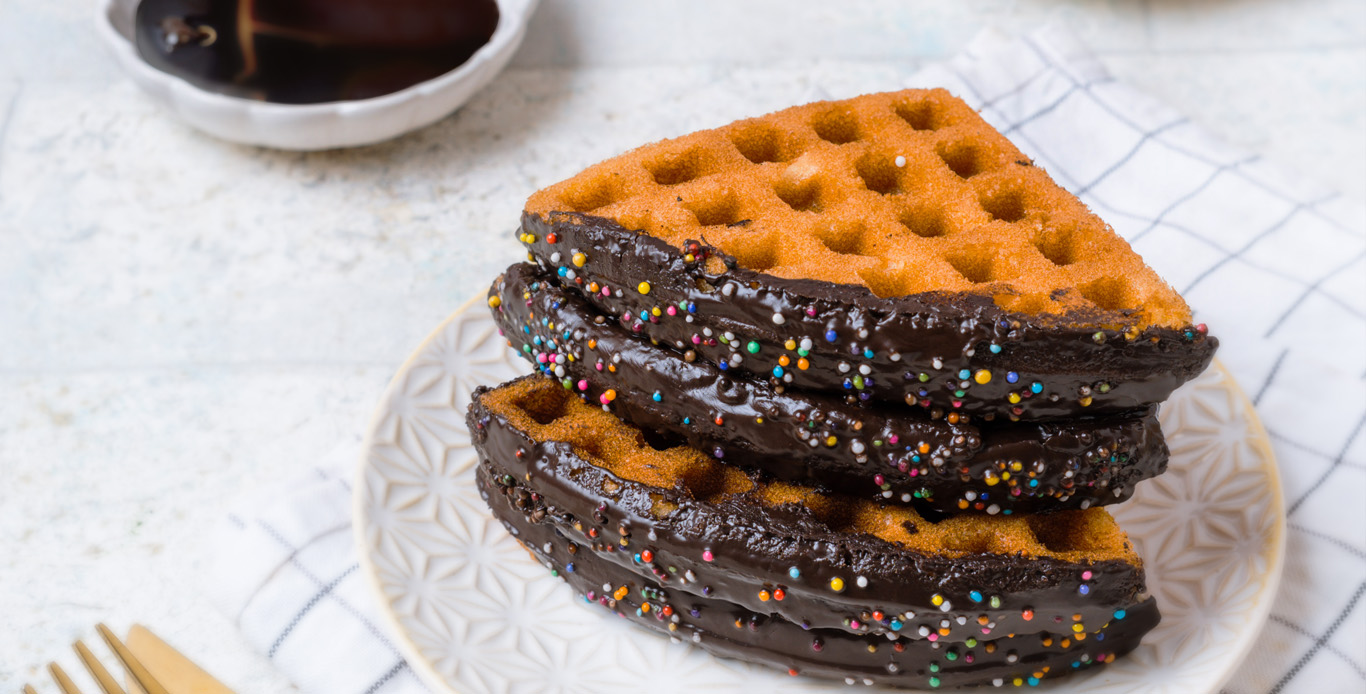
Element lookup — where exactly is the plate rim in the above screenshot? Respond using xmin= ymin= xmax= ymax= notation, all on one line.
xmin=1194 ymin=355 xmax=1287 ymax=690
xmin=354 ymin=295 xmax=1286 ymax=694
xmin=353 ymin=294 xmax=486 ymax=694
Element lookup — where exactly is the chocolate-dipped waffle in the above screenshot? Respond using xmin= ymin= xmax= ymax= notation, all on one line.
xmin=489 ymin=262 xmax=1168 ymax=514
xmin=517 ymin=88 xmax=1216 ymax=419
xmin=469 ymin=377 xmax=1153 ymax=646
xmin=485 ymin=519 xmax=1160 ymax=689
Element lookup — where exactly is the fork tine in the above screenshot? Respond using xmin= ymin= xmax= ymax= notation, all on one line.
xmin=49 ymin=662 xmax=83 ymax=694
xmin=95 ymin=625 xmax=170 ymax=694
xmin=74 ymin=640 xmax=127 ymax=694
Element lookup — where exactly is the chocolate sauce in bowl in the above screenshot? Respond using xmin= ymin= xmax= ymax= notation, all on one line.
xmin=134 ymin=0 xmax=499 ymax=103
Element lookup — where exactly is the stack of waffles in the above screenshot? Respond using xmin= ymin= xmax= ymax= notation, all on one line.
xmin=472 ymin=89 xmax=1217 ymax=688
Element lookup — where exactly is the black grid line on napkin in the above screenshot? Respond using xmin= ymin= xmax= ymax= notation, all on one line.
xmin=221 ymin=467 xmax=429 ymax=694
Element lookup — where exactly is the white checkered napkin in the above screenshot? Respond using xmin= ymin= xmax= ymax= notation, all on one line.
xmin=205 ymin=25 xmax=1365 ymax=694
xmin=910 ymin=25 xmax=1366 ymax=694
xmin=203 ymin=443 xmax=430 ymax=694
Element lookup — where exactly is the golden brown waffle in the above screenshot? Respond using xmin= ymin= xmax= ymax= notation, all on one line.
xmin=526 ymin=88 xmax=1191 ymax=329
xmin=482 ymin=376 xmax=1140 ymax=565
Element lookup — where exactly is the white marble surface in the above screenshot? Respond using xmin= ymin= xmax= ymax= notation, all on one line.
xmin=0 ymin=1 xmax=1361 ymax=691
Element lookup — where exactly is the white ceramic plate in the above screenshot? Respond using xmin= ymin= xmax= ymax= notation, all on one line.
xmin=96 ymin=0 xmax=537 ymax=150
xmin=355 ymin=295 xmax=1285 ymax=694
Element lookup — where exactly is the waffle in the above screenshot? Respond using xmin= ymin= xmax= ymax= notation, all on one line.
xmin=470 ymin=376 xmax=1150 ymax=643
xmin=491 ymin=263 xmax=1168 ymax=514
xmin=489 ymin=519 xmax=1160 ymax=689
xmin=528 ymin=89 xmax=1187 ymax=327
xmin=516 ymin=89 xmax=1217 ymax=419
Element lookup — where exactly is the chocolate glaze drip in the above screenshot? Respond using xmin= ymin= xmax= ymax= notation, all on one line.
xmin=520 ymin=212 xmax=1217 ymax=420
xmin=477 ymin=463 xmax=1161 ymax=689
xmin=469 ymin=383 xmax=1149 ymax=642
xmin=491 ymin=263 xmax=1169 ymax=515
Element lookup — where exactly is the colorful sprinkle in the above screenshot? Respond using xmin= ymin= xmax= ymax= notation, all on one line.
xmin=829 ymin=577 xmax=846 ymax=592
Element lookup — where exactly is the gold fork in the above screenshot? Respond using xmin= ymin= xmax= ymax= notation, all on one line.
xmin=24 ymin=624 xmax=170 ymax=694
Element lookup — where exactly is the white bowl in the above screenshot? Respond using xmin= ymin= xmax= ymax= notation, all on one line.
xmin=97 ymin=0 xmax=538 ymax=150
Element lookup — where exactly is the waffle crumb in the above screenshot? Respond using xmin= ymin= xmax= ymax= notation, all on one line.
xmin=526 ymin=88 xmax=1191 ymax=329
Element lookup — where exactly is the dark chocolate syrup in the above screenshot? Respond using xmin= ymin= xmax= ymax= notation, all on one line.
xmin=519 ymin=212 xmax=1217 ymax=420
xmin=469 ymin=382 xmax=1149 ymax=643
xmin=491 ymin=263 xmax=1169 ymax=515
xmin=135 ymin=0 xmax=499 ymax=104
xmin=477 ymin=462 xmax=1161 ymax=689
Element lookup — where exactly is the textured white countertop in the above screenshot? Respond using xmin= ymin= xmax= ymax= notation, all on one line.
xmin=1 ymin=1 xmax=1362 ymax=691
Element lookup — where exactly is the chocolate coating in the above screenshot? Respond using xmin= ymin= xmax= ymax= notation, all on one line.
xmin=477 ymin=463 xmax=1160 ymax=689
xmin=520 ymin=212 xmax=1217 ymax=420
xmin=491 ymin=263 xmax=1169 ymax=515
xmin=469 ymin=381 xmax=1149 ymax=642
